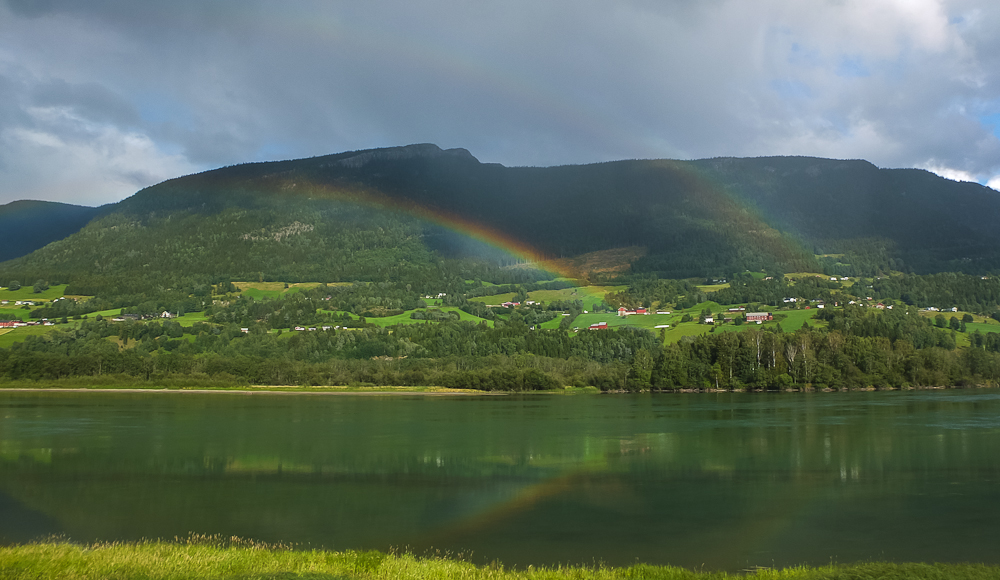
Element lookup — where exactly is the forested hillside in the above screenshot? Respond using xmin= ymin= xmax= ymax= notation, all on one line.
xmin=3 ymin=144 xmax=1000 ymax=295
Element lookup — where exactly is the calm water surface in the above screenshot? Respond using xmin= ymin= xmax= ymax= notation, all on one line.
xmin=2 ymin=390 xmax=1000 ymax=571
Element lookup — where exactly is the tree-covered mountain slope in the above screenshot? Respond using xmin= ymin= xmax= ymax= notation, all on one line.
xmin=0 ymin=200 xmax=102 ymax=262
xmin=2 ymin=144 xmax=999 ymax=292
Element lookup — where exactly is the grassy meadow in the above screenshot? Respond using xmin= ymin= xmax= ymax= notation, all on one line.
xmin=0 ymin=324 xmax=62 ymax=348
xmin=0 ymin=283 xmax=70 ymax=302
xmin=234 ymin=281 xmax=332 ymax=299
xmin=468 ymin=285 xmax=626 ymax=308
xmin=362 ymin=306 xmax=495 ymax=328
xmin=1 ymin=541 xmax=998 ymax=580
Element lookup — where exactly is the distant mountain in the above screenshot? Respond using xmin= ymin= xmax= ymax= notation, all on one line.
xmin=0 ymin=200 xmax=101 ymax=263
xmin=2 ymin=144 xmax=999 ymax=292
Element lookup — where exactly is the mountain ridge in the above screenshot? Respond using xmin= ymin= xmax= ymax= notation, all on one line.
xmin=2 ymin=145 xmax=999 ymax=293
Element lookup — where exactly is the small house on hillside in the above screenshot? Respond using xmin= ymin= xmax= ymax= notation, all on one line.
xmin=746 ymin=312 xmax=773 ymax=322
xmin=589 ymin=322 xmax=608 ymax=330
xmin=617 ymin=307 xmax=649 ymax=316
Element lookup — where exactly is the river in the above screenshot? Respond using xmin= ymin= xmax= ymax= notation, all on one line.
xmin=2 ymin=389 xmax=999 ymax=571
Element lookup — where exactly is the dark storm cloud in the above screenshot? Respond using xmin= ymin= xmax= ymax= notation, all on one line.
xmin=0 ymin=0 xmax=999 ymax=205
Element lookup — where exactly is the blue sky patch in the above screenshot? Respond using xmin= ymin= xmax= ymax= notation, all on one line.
xmin=770 ymin=79 xmax=812 ymax=100
xmin=836 ymin=55 xmax=870 ymax=78
xmin=981 ymin=113 xmax=1000 ymax=139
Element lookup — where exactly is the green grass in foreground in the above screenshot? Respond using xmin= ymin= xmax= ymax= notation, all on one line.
xmin=1 ymin=541 xmax=998 ymax=580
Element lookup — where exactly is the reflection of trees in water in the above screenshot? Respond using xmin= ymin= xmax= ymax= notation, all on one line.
xmin=3 ymin=392 xmax=1000 ymax=568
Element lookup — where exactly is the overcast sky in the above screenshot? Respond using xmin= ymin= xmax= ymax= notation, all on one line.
xmin=1 ymin=0 xmax=998 ymax=206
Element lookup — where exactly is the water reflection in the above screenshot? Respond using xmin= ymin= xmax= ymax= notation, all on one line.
xmin=1 ymin=391 xmax=1000 ymax=570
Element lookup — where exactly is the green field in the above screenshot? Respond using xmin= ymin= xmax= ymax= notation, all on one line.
xmin=469 ymin=285 xmax=626 ymax=308
xmin=539 ymin=315 xmax=565 ymax=330
xmin=0 ymin=324 xmax=64 ymax=348
xmin=571 ymin=312 xmax=676 ymax=330
xmin=233 ymin=281 xmax=330 ymax=300
xmin=323 ymin=307 xmax=495 ymax=328
xmin=0 ymin=306 xmax=31 ymax=321
xmin=468 ymin=292 xmax=517 ymax=304
xmin=1 ymin=541 xmax=996 ymax=580
xmin=87 ymin=309 xmax=211 ymax=327
xmin=783 ymin=272 xmax=828 ymax=280
xmin=769 ymin=308 xmax=824 ymax=330
xmin=965 ymin=321 xmax=1000 ymax=334
xmin=0 ymin=283 xmax=69 ymax=302
xmin=528 ymin=285 xmax=626 ymax=306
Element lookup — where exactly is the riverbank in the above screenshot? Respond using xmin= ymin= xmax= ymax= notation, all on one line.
xmin=0 ymin=385 xmax=499 ymax=395
xmin=3 ymin=379 xmax=992 ymax=396
xmin=1 ymin=541 xmax=998 ymax=580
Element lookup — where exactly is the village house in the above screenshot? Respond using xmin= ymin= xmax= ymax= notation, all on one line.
xmin=746 ymin=312 xmax=773 ymax=323
xmin=617 ymin=307 xmax=648 ymax=316
xmin=588 ymin=322 xmax=608 ymax=330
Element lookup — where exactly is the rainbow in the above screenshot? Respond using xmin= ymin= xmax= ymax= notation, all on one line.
xmin=276 ymin=178 xmax=581 ymax=280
